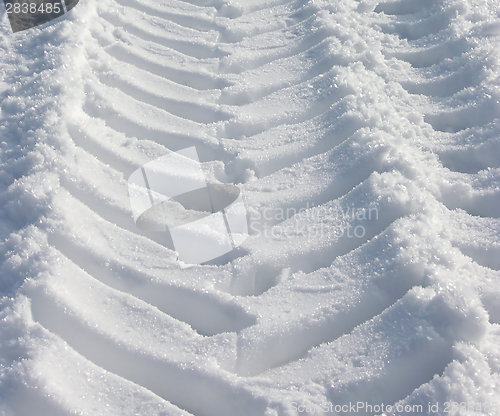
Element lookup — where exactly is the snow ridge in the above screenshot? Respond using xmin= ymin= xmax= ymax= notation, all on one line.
xmin=0 ymin=0 xmax=499 ymax=415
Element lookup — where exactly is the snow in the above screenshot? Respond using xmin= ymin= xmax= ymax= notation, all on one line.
xmin=0 ymin=0 xmax=499 ymax=414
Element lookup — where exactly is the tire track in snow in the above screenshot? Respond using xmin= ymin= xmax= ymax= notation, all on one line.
xmin=225 ymin=0 xmax=498 ymax=409
xmin=1 ymin=0 xmax=499 ymax=414
xmin=376 ymin=0 xmax=500 ymax=225
xmin=63 ymin=0 xmax=496 ymax=408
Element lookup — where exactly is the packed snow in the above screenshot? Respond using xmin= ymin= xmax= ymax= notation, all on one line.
xmin=0 ymin=0 xmax=499 ymax=415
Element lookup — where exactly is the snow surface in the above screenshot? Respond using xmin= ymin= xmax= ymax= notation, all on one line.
xmin=0 ymin=0 xmax=499 ymax=415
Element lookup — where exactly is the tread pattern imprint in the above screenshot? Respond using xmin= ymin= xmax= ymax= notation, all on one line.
xmin=0 ymin=0 xmax=499 ymax=415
